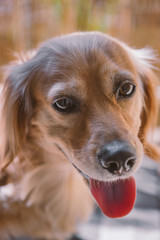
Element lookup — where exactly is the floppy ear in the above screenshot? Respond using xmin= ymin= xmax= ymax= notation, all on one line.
xmin=138 ymin=67 xmax=160 ymax=161
xmin=125 ymin=46 xmax=160 ymax=161
xmin=0 ymin=57 xmax=36 ymax=170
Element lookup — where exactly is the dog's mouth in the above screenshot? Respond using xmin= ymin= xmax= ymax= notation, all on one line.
xmin=72 ymin=163 xmax=136 ymax=218
xmin=57 ymin=144 xmax=136 ymax=218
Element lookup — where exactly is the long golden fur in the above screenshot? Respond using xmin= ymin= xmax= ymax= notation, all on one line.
xmin=0 ymin=32 xmax=159 ymax=240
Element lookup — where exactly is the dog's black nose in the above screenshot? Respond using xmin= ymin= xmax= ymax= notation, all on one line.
xmin=97 ymin=140 xmax=136 ymax=174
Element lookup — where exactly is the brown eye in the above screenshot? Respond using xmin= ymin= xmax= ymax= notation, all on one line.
xmin=118 ymin=83 xmax=135 ymax=97
xmin=52 ymin=97 xmax=75 ymax=113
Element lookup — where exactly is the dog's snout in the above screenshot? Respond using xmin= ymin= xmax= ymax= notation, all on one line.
xmin=97 ymin=140 xmax=136 ymax=175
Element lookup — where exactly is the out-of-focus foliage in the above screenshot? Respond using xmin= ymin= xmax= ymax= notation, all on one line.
xmin=1 ymin=0 xmax=160 ymax=65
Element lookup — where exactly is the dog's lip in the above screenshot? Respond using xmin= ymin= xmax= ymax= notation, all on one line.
xmin=72 ymin=162 xmax=117 ymax=182
xmin=72 ymin=163 xmax=90 ymax=180
xmin=72 ymin=162 xmax=134 ymax=183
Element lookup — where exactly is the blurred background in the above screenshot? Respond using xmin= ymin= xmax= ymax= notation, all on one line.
xmin=0 ymin=0 xmax=160 ymax=240
xmin=0 ymin=0 xmax=160 ymax=64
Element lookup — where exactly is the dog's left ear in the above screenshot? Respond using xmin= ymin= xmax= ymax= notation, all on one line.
xmin=126 ymin=47 xmax=160 ymax=161
xmin=138 ymin=68 xmax=160 ymax=161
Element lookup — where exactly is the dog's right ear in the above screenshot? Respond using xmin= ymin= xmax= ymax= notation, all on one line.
xmin=0 ymin=53 xmax=37 ymax=170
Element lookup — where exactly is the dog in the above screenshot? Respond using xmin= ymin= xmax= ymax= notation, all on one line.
xmin=0 ymin=31 xmax=159 ymax=240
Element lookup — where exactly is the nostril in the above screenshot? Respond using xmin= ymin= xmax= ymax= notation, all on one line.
xmin=108 ymin=162 xmax=120 ymax=174
xmin=125 ymin=157 xmax=136 ymax=172
xmin=101 ymin=160 xmax=120 ymax=174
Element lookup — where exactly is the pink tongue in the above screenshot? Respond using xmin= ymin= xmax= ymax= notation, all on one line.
xmin=90 ymin=177 xmax=136 ymax=218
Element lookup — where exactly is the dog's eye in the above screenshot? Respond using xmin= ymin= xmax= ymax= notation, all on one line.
xmin=52 ymin=97 xmax=74 ymax=113
xmin=118 ymin=83 xmax=135 ymax=98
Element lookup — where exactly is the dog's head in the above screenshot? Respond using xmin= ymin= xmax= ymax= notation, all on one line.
xmin=2 ymin=32 xmax=159 ymax=176
xmin=1 ymin=33 xmax=159 ymax=213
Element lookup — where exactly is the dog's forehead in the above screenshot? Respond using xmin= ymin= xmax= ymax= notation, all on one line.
xmin=42 ymin=33 xmax=134 ymax=72
xmin=43 ymin=33 xmax=136 ymax=96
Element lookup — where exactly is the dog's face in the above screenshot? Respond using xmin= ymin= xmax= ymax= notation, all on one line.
xmin=1 ymin=32 xmax=158 ymax=183
xmin=27 ymin=33 xmax=151 ymax=182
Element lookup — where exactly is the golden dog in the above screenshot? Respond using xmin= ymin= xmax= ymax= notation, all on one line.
xmin=0 ymin=32 xmax=159 ymax=240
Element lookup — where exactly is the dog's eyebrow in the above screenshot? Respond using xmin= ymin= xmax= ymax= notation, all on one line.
xmin=47 ymin=82 xmax=76 ymax=99
xmin=114 ymin=70 xmax=135 ymax=82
